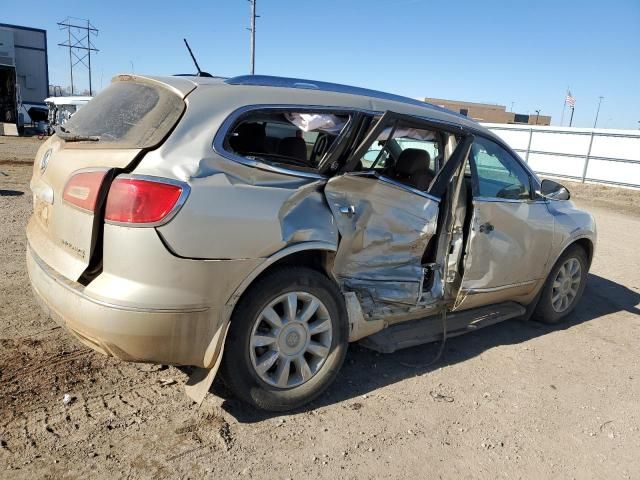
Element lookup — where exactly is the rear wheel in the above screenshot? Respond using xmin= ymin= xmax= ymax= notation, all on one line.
xmin=533 ymin=245 xmax=588 ymax=324
xmin=220 ymin=267 xmax=348 ymax=411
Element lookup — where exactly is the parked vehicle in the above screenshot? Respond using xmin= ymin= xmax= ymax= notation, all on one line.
xmin=44 ymin=96 xmax=93 ymax=133
xmin=27 ymin=74 xmax=596 ymax=411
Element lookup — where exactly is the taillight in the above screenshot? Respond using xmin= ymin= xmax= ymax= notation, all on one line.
xmin=63 ymin=171 xmax=108 ymax=211
xmin=105 ymin=177 xmax=185 ymax=225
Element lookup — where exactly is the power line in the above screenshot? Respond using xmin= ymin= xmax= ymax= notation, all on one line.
xmin=57 ymin=18 xmax=99 ymax=95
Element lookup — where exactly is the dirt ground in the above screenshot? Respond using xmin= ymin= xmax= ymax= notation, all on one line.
xmin=1 ymin=138 xmax=639 ymax=479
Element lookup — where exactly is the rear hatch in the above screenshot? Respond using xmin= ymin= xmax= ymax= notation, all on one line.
xmin=28 ymin=75 xmax=191 ymax=282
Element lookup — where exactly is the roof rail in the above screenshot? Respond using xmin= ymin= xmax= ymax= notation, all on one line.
xmin=225 ymin=75 xmax=444 ymax=111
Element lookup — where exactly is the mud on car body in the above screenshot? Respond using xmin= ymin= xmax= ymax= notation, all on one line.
xmin=26 ymin=74 xmax=596 ymax=411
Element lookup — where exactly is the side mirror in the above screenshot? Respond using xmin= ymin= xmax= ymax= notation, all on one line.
xmin=539 ymin=179 xmax=570 ymax=201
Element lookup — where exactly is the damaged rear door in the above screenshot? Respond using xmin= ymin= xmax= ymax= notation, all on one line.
xmin=324 ymin=111 xmax=472 ymax=316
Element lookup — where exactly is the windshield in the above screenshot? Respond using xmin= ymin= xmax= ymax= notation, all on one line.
xmin=61 ymin=80 xmax=184 ymax=148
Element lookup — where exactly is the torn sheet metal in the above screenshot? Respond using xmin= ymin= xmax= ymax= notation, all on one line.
xmin=324 ymin=174 xmax=439 ymax=315
xmin=344 ymin=292 xmax=385 ymax=341
xmin=278 ymin=180 xmax=338 ymax=246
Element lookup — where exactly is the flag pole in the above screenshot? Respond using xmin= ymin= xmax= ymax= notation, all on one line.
xmin=569 ymin=106 xmax=575 ymax=127
xmin=560 ymin=87 xmax=568 ymax=126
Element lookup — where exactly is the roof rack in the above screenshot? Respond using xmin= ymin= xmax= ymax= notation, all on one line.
xmin=225 ymin=75 xmax=444 ymax=111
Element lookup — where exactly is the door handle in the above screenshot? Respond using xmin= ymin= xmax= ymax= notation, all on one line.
xmin=478 ymin=222 xmax=494 ymax=234
xmin=339 ymin=205 xmax=356 ymax=218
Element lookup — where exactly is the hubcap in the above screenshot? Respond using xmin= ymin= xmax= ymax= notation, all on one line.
xmin=551 ymin=257 xmax=582 ymax=313
xmin=249 ymin=292 xmax=333 ymax=389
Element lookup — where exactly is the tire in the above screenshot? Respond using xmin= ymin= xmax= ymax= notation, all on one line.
xmin=533 ymin=245 xmax=588 ymax=324
xmin=220 ymin=266 xmax=348 ymax=412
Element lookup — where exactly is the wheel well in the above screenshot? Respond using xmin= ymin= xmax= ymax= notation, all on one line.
xmin=229 ymin=249 xmax=336 ymax=314
xmin=573 ymin=238 xmax=594 ymax=267
xmin=267 ymin=249 xmax=333 ymax=275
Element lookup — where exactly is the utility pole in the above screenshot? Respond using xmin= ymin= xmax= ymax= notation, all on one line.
xmin=593 ymin=96 xmax=604 ymax=128
xmin=67 ymin=27 xmax=73 ymax=94
xmin=87 ymin=19 xmax=92 ymax=95
xmin=248 ymin=0 xmax=258 ymax=74
xmin=58 ymin=18 xmax=99 ymax=95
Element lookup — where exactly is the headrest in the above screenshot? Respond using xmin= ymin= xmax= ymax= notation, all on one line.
xmin=395 ymin=148 xmax=430 ymax=175
xmin=278 ymin=136 xmax=308 ymax=162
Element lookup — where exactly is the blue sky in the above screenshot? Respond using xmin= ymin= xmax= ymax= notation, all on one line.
xmin=4 ymin=0 xmax=639 ymax=128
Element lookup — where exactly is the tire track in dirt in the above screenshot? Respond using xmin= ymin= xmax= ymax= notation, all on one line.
xmin=0 ymin=330 xmax=193 ymax=456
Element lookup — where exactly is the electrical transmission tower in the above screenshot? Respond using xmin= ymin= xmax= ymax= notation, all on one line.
xmin=57 ymin=18 xmax=99 ymax=95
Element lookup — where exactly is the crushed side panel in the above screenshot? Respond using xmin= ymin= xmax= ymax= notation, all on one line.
xmin=325 ymin=174 xmax=439 ymax=314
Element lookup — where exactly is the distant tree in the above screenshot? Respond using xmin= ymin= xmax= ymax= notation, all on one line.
xmin=47 ymin=86 xmax=93 ymax=97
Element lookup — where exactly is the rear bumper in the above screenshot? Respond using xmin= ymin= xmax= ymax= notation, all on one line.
xmin=26 ymin=244 xmax=221 ymax=367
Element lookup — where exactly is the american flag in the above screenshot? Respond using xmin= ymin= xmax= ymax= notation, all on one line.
xmin=565 ymin=91 xmax=576 ymax=108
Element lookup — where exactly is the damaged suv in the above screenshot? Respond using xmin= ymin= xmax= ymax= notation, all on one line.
xmin=27 ymin=74 xmax=596 ymax=411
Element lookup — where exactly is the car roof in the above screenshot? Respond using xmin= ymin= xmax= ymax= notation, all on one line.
xmin=147 ymin=74 xmax=472 ymax=119
xmin=131 ymin=73 xmax=501 ymax=143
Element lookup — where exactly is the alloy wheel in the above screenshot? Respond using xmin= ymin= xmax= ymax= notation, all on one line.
xmin=551 ymin=257 xmax=582 ymax=313
xmin=249 ymin=292 xmax=333 ymax=389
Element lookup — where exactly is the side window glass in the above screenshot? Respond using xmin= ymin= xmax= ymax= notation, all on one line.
xmin=471 ymin=137 xmax=531 ymax=200
xmin=225 ymin=111 xmax=349 ymax=173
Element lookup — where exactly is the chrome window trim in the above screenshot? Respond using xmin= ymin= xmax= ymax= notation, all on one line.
xmin=212 ymin=103 xmax=475 ymax=180
xmin=104 ymin=174 xmax=191 ymax=228
xmin=212 ymin=104 xmax=373 ymax=180
xmin=462 ymin=279 xmax=538 ymax=294
xmin=473 ymin=196 xmax=547 ymax=205
xmin=346 ymin=171 xmax=441 ymax=203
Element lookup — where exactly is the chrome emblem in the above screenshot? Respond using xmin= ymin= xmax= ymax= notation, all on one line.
xmin=286 ymin=332 xmax=300 ymax=348
xmin=40 ymin=149 xmax=52 ymax=173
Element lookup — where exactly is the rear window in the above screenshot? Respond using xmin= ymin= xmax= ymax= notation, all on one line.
xmin=61 ymin=80 xmax=184 ymax=148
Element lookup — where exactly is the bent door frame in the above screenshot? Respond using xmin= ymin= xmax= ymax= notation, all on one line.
xmin=328 ymin=110 xmax=475 ymax=318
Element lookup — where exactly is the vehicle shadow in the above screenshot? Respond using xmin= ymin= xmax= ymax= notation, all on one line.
xmin=219 ymin=273 xmax=639 ymax=423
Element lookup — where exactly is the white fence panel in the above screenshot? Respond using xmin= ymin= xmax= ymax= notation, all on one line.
xmin=586 ymin=158 xmax=640 ymax=186
xmin=490 ymin=128 xmax=531 ymax=151
xmin=590 ymin=135 xmax=640 ymax=162
xmin=527 ymin=153 xmax=585 ymax=178
xmin=482 ymin=123 xmax=640 ymax=188
xmin=529 ymin=132 xmax=591 ymax=156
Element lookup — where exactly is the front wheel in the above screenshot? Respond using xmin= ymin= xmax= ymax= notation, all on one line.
xmin=533 ymin=245 xmax=588 ymax=324
xmin=220 ymin=267 xmax=348 ymax=411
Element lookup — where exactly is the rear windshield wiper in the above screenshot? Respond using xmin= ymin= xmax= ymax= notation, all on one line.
xmin=56 ymin=125 xmax=100 ymax=142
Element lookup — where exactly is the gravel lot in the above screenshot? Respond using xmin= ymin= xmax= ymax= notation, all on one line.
xmin=1 ymin=138 xmax=639 ymax=479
